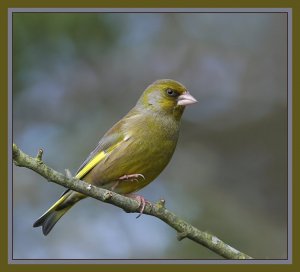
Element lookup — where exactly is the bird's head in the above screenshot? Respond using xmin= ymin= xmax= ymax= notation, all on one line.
xmin=137 ymin=79 xmax=197 ymax=120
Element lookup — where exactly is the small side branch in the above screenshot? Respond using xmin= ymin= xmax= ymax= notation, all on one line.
xmin=12 ymin=143 xmax=253 ymax=260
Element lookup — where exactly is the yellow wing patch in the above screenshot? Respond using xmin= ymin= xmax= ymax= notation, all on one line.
xmin=75 ymin=151 xmax=106 ymax=179
xmin=75 ymin=139 xmax=125 ymax=179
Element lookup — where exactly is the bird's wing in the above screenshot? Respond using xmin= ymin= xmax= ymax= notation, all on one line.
xmin=75 ymin=120 xmax=126 ymax=180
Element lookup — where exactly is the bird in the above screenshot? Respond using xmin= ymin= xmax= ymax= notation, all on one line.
xmin=33 ymin=79 xmax=197 ymax=235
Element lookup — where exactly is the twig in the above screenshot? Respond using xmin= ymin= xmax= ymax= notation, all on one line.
xmin=12 ymin=143 xmax=253 ymax=259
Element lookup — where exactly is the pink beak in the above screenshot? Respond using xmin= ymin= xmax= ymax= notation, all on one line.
xmin=177 ymin=92 xmax=198 ymax=106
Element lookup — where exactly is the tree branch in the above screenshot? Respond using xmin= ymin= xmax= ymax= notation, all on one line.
xmin=12 ymin=143 xmax=253 ymax=260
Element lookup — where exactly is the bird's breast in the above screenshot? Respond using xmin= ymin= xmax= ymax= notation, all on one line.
xmin=84 ymin=114 xmax=180 ymax=194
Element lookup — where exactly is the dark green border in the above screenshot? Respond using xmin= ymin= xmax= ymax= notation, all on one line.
xmin=1 ymin=0 xmax=299 ymax=271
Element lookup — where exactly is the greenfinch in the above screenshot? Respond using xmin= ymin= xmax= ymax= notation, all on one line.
xmin=33 ymin=79 xmax=197 ymax=235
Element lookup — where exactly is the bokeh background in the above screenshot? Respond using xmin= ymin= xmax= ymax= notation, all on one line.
xmin=12 ymin=12 xmax=288 ymax=259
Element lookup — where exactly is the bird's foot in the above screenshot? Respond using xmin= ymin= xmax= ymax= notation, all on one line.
xmin=119 ymin=173 xmax=145 ymax=182
xmin=111 ymin=174 xmax=145 ymax=191
xmin=126 ymin=194 xmax=150 ymax=218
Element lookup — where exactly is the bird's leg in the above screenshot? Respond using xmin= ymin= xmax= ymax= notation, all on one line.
xmin=118 ymin=174 xmax=148 ymax=217
xmin=111 ymin=174 xmax=144 ymax=191
xmin=126 ymin=194 xmax=151 ymax=218
xmin=110 ymin=181 xmax=119 ymax=191
xmin=118 ymin=173 xmax=145 ymax=182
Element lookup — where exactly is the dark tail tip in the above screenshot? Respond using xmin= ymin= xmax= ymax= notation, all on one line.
xmin=33 ymin=210 xmax=66 ymax=236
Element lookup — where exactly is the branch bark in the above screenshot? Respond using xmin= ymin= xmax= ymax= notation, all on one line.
xmin=12 ymin=143 xmax=253 ymax=260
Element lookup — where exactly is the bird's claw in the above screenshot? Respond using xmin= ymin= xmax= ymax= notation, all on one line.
xmin=126 ymin=194 xmax=150 ymax=218
xmin=119 ymin=173 xmax=145 ymax=182
xmin=119 ymin=174 xmax=148 ymax=217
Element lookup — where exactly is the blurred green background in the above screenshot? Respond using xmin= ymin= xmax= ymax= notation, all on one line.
xmin=12 ymin=12 xmax=287 ymax=259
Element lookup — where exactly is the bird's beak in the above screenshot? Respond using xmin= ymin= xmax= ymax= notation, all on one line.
xmin=177 ymin=92 xmax=198 ymax=106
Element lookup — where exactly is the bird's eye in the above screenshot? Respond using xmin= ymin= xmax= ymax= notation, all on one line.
xmin=166 ymin=88 xmax=178 ymax=97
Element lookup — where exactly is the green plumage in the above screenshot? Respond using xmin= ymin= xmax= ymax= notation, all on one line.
xmin=33 ymin=79 xmax=197 ymax=235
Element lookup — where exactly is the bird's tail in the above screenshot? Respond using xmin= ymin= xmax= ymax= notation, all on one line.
xmin=33 ymin=190 xmax=83 ymax=236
